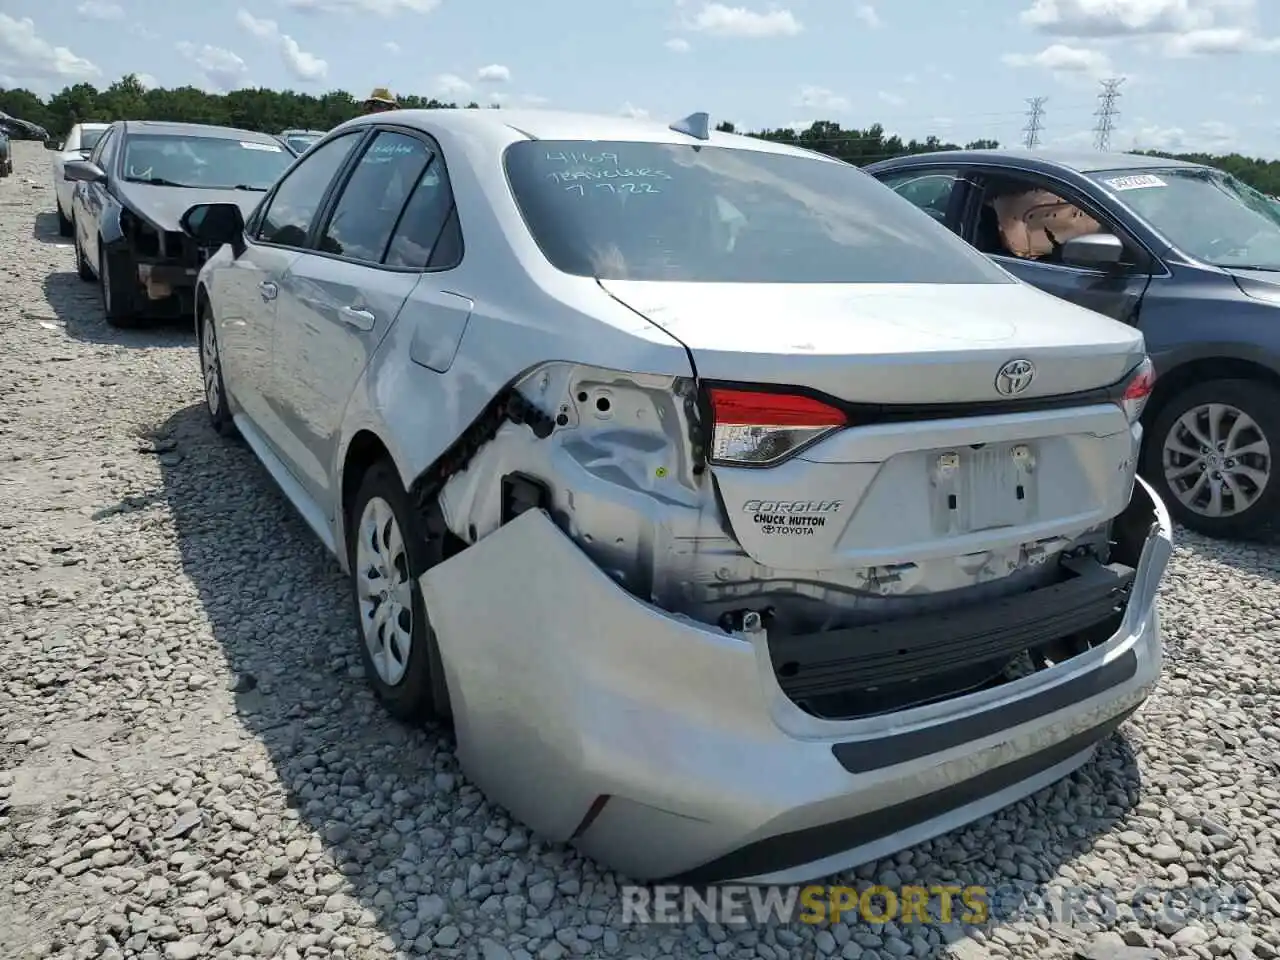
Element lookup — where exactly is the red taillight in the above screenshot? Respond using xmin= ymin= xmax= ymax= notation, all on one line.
xmin=1121 ymin=358 xmax=1155 ymax=423
xmin=707 ymin=387 xmax=847 ymax=466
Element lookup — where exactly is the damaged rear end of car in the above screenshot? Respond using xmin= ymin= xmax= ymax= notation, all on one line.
xmin=392 ymin=129 xmax=1174 ymax=884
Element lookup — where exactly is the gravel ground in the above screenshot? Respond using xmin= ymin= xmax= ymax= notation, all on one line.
xmin=1 ymin=138 xmax=1279 ymax=960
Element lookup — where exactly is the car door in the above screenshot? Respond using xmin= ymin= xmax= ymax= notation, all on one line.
xmin=211 ymin=129 xmax=365 ymax=449
xmin=270 ymin=127 xmax=455 ymax=514
xmin=959 ymin=167 xmax=1154 ymax=326
xmin=875 ymin=166 xmax=971 ymax=235
xmin=76 ymin=126 xmax=116 ymax=269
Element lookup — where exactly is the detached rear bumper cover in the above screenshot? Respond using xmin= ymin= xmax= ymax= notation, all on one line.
xmin=420 ymin=477 xmax=1172 ymax=884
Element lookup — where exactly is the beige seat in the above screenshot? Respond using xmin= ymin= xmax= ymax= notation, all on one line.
xmin=992 ymin=189 xmax=1105 ymax=260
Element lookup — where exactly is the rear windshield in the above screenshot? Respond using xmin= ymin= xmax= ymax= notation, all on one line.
xmin=122 ymin=133 xmax=294 ymax=190
xmin=503 ymin=140 xmax=1012 ymax=284
xmin=81 ymin=128 xmax=106 ymax=150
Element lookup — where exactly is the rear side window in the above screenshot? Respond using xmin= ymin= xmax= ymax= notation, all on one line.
xmin=384 ymin=162 xmax=461 ymax=269
xmin=503 ymin=140 xmax=1013 ymax=284
xmin=258 ymin=132 xmax=361 ymax=247
xmin=318 ymin=131 xmax=431 ymax=263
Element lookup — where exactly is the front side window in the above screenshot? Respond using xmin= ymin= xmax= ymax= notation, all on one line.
xmin=121 ymin=134 xmax=294 ymax=190
xmin=974 ymin=173 xmax=1131 ymax=266
xmin=1090 ymin=167 xmax=1280 ymax=271
xmin=878 ymin=168 xmax=962 ymax=225
xmin=503 ymin=140 xmax=1013 ymax=284
xmin=318 ymin=131 xmax=431 ymax=263
xmin=257 ymin=131 xmax=361 ymax=248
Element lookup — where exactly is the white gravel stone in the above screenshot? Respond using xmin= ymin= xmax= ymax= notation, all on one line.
xmin=2 ymin=139 xmax=1280 ymax=960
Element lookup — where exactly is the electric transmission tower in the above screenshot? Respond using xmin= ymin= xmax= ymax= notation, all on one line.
xmin=1023 ymin=96 xmax=1047 ymax=149
xmin=1093 ymin=78 xmax=1125 ymax=151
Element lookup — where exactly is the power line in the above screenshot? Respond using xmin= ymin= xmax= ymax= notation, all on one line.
xmin=1093 ymin=78 xmax=1125 ymax=151
xmin=1023 ymin=96 xmax=1047 ymax=149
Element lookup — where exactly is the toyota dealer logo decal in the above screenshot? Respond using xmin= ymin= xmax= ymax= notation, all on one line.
xmin=994 ymin=359 xmax=1036 ymax=396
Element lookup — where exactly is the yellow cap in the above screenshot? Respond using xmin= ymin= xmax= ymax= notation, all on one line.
xmin=366 ymin=87 xmax=395 ymax=104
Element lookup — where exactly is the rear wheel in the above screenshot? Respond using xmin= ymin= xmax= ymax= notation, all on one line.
xmin=1144 ymin=377 xmax=1280 ymax=541
xmin=99 ymin=246 xmax=142 ymax=328
xmin=347 ymin=461 xmax=452 ymax=725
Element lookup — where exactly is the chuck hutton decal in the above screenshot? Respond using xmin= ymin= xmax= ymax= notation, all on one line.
xmin=743 ymin=500 xmax=843 ymax=536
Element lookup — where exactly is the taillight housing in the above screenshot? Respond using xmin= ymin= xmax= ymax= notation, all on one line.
xmin=1120 ymin=358 xmax=1155 ymax=423
xmin=706 ymin=386 xmax=847 ymax=466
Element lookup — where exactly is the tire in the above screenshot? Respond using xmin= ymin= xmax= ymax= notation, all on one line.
xmin=99 ymin=245 xmax=142 ymax=327
xmin=73 ymin=223 xmax=94 ymax=281
xmin=1142 ymin=377 xmax=1280 ymax=541
xmin=347 ymin=460 xmax=452 ymax=725
xmin=198 ymin=305 xmax=237 ymax=437
xmin=57 ymin=203 xmax=73 ymax=237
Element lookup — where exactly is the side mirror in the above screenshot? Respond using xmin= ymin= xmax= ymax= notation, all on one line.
xmin=63 ymin=158 xmax=107 ymax=183
xmin=181 ymin=202 xmax=246 ymax=256
xmin=1060 ymin=232 xmax=1125 ymax=269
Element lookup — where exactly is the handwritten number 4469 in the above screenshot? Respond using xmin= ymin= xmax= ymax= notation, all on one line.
xmin=565 ymin=183 xmax=660 ymax=195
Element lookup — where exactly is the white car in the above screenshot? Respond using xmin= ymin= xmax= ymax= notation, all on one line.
xmin=180 ymin=108 xmax=1173 ymax=883
xmin=51 ymin=122 xmax=109 ymax=235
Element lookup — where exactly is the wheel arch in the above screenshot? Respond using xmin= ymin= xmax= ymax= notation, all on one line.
xmin=1144 ymin=353 xmax=1280 ymax=428
xmin=338 ymin=430 xmax=397 ymax=567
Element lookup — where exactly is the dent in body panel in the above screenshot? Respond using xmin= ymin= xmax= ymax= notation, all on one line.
xmin=432 ymin=361 xmax=1114 ymax=636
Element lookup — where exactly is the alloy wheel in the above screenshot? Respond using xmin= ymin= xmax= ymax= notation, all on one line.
xmin=355 ymin=496 xmax=414 ymax=686
xmin=201 ymin=320 xmax=222 ymax=417
xmin=1162 ymin=402 xmax=1272 ymax=519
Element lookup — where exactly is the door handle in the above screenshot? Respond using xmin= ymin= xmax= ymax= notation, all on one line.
xmin=259 ymin=280 xmax=278 ymax=301
xmin=339 ymin=306 xmax=376 ymax=330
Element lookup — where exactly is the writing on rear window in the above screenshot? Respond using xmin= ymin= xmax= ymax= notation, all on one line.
xmin=542 ymin=150 xmax=672 ymax=197
xmin=1104 ymin=174 xmax=1166 ymax=191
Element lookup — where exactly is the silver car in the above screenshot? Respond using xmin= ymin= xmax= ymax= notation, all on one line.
xmin=180 ymin=108 xmax=1172 ymax=883
xmin=50 ymin=121 xmax=110 ymax=235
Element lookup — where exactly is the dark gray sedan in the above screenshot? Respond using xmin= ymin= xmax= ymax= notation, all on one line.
xmin=866 ymin=149 xmax=1280 ymax=542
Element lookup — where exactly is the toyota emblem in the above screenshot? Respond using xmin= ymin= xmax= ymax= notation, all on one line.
xmin=995 ymin=359 xmax=1036 ymax=396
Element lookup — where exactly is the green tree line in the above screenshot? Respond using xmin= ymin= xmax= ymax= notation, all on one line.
xmin=4 ymin=74 xmax=1279 ymax=194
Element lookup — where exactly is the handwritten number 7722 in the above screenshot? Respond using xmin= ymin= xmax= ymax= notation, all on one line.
xmin=564 ymin=183 xmax=660 ymax=195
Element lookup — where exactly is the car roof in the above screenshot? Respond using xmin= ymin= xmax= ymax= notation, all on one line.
xmin=120 ymin=120 xmax=282 ymax=144
xmin=334 ymin=107 xmax=841 ymax=161
xmin=873 ymin=147 xmax=1209 ymax=175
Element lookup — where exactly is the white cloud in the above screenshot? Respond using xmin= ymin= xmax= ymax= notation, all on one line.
xmin=235 ymin=10 xmax=327 ymax=82
xmin=176 ymin=41 xmax=249 ymax=91
xmin=855 ymin=3 xmax=881 ymax=27
xmin=1002 ymin=42 xmax=1114 ymax=76
xmin=283 ymin=0 xmax=440 ymax=14
xmin=384 ymin=41 xmax=401 ymax=54
xmin=476 ymin=63 xmax=511 ymax=83
xmin=1020 ymin=0 xmax=1214 ymax=36
xmin=1164 ymin=26 xmax=1280 ymax=55
xmin=621 ymin=102 xmax=650 ymax=119
xmin=76 ymin=1 xmax=124 ymax=19
xmin=1121 ymin=119 xmax=1239 ymax=152
xmin=486 ymin=91 xmax=508 ymax=105
xmin=0 ymin=14 xmax=100 ymax=88
xmin=519 ymin=93 xmax=549 ymax=105
xmin=136 ymin=72 xmax=159 ymax=90
xmin=796 ymin=85 xmax=849 ymax=112
xmin=130 ymin=23 xmax=161 ymax=41
xmin=878 ymin=90 xmax=906 ymax=107
xmin=666 ymin=37 xmax=692 ymax=52
xmin=434 ymin=73 xmax=472 ymax=96
xmin=687 ymin=3 xmax=802 ymax=37
xmin=280 ymin=36 xmax=328 ymax=81
xmin=236 ymin=9 xmax=279 ymax=38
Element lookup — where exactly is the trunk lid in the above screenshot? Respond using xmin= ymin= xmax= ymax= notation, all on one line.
xmin=599 ymin=279 xmax=1145 ymax=403
xmin=601 ymin=279 xmax=1146 ymax=572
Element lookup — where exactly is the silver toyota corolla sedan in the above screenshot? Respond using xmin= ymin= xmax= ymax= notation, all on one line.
xmin=180 ymin=108 xmax=1172 ymax=884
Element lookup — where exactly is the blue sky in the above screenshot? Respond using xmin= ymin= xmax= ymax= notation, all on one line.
xmin=2 ymin=0 xmax=1279 ymax=158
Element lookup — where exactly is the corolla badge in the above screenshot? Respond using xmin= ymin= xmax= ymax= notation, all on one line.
xmin=994 ymin=358 xmax=1036 ymax=396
